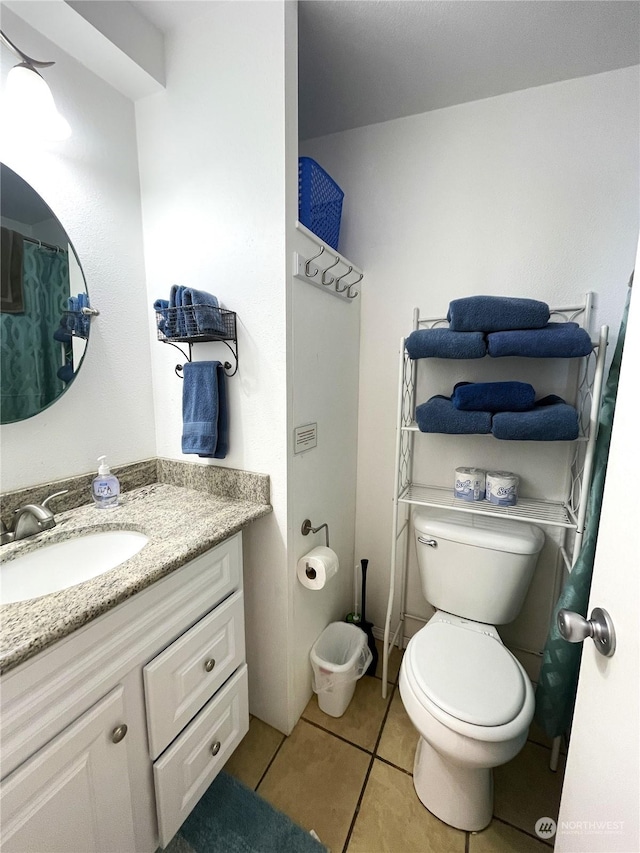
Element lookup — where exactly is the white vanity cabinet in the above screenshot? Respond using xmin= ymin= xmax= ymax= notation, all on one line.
xmin=0 ymin=533 xmax=248 ymax=852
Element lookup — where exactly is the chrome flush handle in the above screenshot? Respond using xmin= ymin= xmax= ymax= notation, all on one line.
xmin=417 ymin=536 xmax=438 ymax=548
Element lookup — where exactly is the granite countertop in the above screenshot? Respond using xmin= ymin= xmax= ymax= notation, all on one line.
xmin=0 ymin=482 xmax=271 ymax=675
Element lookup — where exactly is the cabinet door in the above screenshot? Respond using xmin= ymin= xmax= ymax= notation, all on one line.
xmin=0 ymin=685 xmax=136 ymax=853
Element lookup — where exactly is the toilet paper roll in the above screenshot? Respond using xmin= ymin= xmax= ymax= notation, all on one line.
xmin=297 ymin=546 xmax=339 ymax=590
xmin=486 ymin=471 xmax=519 ymax=506
xmin=454 ymin=467 xmax=486 ymax=502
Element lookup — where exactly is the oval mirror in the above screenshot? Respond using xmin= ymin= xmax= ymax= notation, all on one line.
xmin=1 ymin=164 xmax=90 ymax=424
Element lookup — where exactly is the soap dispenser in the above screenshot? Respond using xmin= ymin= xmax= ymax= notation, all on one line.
xmin=92 ymin=456 xmax=120 ymax=508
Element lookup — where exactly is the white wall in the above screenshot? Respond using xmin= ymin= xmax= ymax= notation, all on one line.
xmin=302 ymin=67 xmax=640 ymax=676
xmin=135 ymin=1 xmax=293 ymax=733
xmin=288 ymin=226 xmax=361 ymax=723
xmin=0 ymin=8 xmax=156 ymax=491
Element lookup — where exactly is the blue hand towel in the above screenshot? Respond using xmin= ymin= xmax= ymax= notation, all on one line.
xmin=57 ymin=362 xmax=74 ymax=383
xmin=53 ymin=325 xmax=72 ymax=344
xmin=182 ymin=361 xmax=228 ymax=458
xmin=492 ymin=395 xmax=579 ymax=441
xmin=415 ymin=395 xmax=492 ymax=434
xmin=447 ymin=296 xmax=550 ymax=332
xmin=487 ymin=323 xmax=593 ymax=358
xmin=182 ymin=288 xmax=225 ymax=336
xmin=452 ymin=381 xmax=535 ymax=413
xmin=405 ymin=328 xmax=486 ymax=360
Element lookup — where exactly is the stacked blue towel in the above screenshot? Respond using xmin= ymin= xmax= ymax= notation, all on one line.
xmin=405 ymin=329 xmax=486 ymax=360
xmin=487 ymin=323 xmax=594 ymax=358
xmin=155 ymin=286 xmax=224 ymax=339
xmin=182 ymin=361 xmax=228 ymax=458
xmin=492 ymin=395 xmax=579 ymax=441
xmin=448 ymin=296 xmax=550 ymax=332
xmin=452 ymin=381 xmax=535 ymax=412
xmin=416 ymin=396 xmax=492 ymax=434
xmin=182 ymin=288 xmax=225 ymax=335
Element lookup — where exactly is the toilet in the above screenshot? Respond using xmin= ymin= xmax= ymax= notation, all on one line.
xmin=399 ymin=509 xmax=545 ymax=831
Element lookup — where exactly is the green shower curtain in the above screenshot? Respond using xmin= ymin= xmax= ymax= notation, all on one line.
xmin=0 ymin=241 xmax=70 ymax=423
xmin=534 ymin=283 xmax=631 ymax=739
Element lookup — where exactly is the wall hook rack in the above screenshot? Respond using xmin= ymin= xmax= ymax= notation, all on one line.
xmin=295 ymin=222 xmax=364 ymax=303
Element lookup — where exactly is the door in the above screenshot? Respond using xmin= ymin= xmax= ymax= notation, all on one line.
xmin=555 ymin=271 xmax=639 ymax=851
xmin=0 ymin=685 xmax=136 ymax=853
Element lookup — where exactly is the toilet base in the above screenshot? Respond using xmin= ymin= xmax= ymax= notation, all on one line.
xmin=413 ymin=737 xmax=493 ymax=831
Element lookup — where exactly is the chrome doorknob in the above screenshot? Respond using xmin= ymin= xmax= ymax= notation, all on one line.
xmin=557 ymin=607 xmax=616 ymax=657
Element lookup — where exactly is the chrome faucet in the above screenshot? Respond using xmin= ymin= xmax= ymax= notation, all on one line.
xmin=1 ymin=490 xmax=69 ymax=544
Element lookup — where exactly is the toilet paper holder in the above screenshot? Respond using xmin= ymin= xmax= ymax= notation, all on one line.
xmin=301 ymin=518 xmax=330 ymax=548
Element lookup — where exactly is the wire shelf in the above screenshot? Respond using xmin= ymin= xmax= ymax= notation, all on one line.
xmin=399 ymin=483 xmax=576 ymax=528
xmin=156 ymin=306 xmax=236 ymax=343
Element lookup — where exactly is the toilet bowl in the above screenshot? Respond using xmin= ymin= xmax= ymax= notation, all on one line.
xmin=399 ymin=612 xmax=534 ymax=831
xmin=399 ymin=509 xmax=543 ymax=831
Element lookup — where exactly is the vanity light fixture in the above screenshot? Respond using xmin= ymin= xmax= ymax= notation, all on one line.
xmin=0 ymin=29 xmax=71 ymax=140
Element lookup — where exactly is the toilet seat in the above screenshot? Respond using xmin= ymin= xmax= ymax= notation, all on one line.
xmin=406 ymin=621 xmax=526 ymax=727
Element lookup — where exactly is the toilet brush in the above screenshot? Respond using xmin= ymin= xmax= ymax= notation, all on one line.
xmin=360 ymin=559 xmax=378 ymax=676
xmin=345 ymin=562 xmax=361 ymax=623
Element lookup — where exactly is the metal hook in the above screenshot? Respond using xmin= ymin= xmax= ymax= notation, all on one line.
xmin=305 ymin=246 xmax=325 ymax=277
xmin=334 ymin=265 xmax=353 ymax=293
xmin=321 ymin=253 xmax=341 ymax=286
xmin=346 ymin=271 xmax=363 ymax=299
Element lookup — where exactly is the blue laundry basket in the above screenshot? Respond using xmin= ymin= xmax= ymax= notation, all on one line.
xmin=298 ymin=157 xmax=344 ymax=250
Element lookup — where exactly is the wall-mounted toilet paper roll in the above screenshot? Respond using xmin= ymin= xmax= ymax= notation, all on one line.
xmin=486 ymin=471 xmax=519 ymax=506
xmin=297 ymin=546 xmax=339 ymax=590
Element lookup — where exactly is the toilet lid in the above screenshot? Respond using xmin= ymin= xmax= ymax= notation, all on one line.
xmin=408 ymin=622 xmax=526 ymax=726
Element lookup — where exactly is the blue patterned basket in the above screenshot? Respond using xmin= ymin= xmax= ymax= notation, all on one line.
xmin=298 ymin=157 xmax=344 ymax=250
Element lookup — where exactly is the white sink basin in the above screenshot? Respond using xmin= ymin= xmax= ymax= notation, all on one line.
xmin=0 ymin=530 xmax=149 ymax=605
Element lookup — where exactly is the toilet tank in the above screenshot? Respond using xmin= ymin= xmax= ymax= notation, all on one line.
xmin=413 ymin=510 xmax=545 ymax=624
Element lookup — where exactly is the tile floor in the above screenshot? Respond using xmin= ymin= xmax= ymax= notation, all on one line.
xmin=223 ymin=641 xmax=566 ymax=853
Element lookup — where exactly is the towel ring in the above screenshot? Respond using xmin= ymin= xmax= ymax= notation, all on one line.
xmin=321 ymin=253 xmax=341 ymax=286
xmin=334 ymin=265 xmax=353 ymax=293
xmin=305 ymin=246 xmax=325 ymax=277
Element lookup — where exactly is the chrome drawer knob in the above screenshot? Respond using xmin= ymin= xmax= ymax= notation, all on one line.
xmin=111 ymin=724 xmax=128 ymax=744
xmin=204 ymin=658 xmax=216 ymax=673
xmin=210 ymin=740 xmax=221 ymax=757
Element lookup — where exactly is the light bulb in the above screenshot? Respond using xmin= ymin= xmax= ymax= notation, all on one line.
xmin=4 ymin=63 xmax=71 ymax=140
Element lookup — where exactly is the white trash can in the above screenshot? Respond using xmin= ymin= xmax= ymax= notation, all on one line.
xmin=310 ymin=622 xmax=373 ymax=717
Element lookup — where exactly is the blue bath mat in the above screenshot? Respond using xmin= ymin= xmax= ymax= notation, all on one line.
xmin=165 ymin=772 xmax=326 ymax=853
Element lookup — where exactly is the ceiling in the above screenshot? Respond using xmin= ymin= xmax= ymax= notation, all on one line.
xmin=131 ymin=1 xmax=640 ymax=141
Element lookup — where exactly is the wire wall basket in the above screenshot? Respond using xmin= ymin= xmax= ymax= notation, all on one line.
xmin=156 ymin=305 xmax=236 ymax=343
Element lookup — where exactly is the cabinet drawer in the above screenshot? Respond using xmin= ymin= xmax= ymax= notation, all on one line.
xmin=153 ymin=663 xmax=249 ymax=847
xmin=144 ymin=590 xmax=245 ymax=759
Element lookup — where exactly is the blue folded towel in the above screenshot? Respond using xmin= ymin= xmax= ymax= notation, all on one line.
xmin=182 ymin=361 xmax=228 ymax=458
xmin=447 ymin=296 xmax=550 ymax=332
xmin=452 ymin=381 xmax=535 ymax=412
xmin=492 ymin=395 xmax=579 ymax=441
xmin=487 ymin=322 xmax=593 ymax=358
xmin=66 ymin=293 xmax=90 ymax=337
xmin=405 ymin=329 xmax=486 ymax=360
xmin=167 ymin=284 xmax=186 ymax=337
xmin=182 ymin=288 xmax=225 ymax=336
xmin=415 ymin=395 xmax=492 ymax=434
xmin=154 ymin=298 xmax=170 ymax=336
